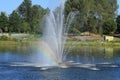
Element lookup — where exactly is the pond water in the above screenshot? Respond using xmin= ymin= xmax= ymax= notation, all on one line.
xmin=0 ymin=45 xmax=120 ymax=80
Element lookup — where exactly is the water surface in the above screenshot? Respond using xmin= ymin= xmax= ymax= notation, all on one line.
xmin=0 ymin=45 xmax=120 ymax=80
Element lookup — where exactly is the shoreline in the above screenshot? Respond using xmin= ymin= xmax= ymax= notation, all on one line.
xmin=0 ymin=40 xmax=120 ymax=46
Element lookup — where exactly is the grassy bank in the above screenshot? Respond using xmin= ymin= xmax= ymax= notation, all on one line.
xmin=0 ymin=40 xmax=120 ymax=47
xmin=0 ymin=40 xmax=36 ymax=45
xmin=0 ymin=33 xmax=120 ymax=46
xmin=66 ymin=41 xmax=120 ymax=46
xmin=0 ymin=33 xmax=40 ymax=45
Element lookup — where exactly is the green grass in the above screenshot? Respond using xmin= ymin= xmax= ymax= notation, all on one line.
xmin=0 ymin=40 xmax=35 ymax=45
xmin=0 ymin=40 xmax=120 ymax=47
xmin=0 ymin=41 xmax=20 ymax=45
xmin=66 ymin=41 xmax=120 ymax=46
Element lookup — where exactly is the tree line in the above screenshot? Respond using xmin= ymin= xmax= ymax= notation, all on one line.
xmin=0 ymin=0 xmax=49 ymax=34
xmin=0 ymin=0 xmax=120 ymax=35
xmin=65 ymin=0 xmax=120 ymax=35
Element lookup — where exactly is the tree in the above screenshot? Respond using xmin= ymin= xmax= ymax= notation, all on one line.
xmin=20 ymin=22 xmax=30 ymax=33
xmin=65 ymin=0 xmax=118 ymax=34
xmin=94 ymin=0 xmax=118 ymax=34
xmin=17 ymin=0 xmax=48 ymax=34
xmin=30 ymin=5 xmax=48 ymax=33
xmin=65 ymin=0 xmax=96 ymax=33
xmin=116 ymin=15 xmax=120 ymax=33
xmin=9 ymin=10 xmax=22 ymax=33
xmin=0 ymin=12 xmax=8 ymax=32
xmin=103 ymin=19 xmax=117 ymax=35
xmin=17 ymin=0 xmax=32 ymax=23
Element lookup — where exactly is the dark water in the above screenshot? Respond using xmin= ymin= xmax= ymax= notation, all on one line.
xmin=0 ymin=45 xmax=120 ymax=80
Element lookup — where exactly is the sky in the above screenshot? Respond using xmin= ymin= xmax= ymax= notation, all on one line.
xmin=0 ymin=0 xmax=120 ymax=15
xmin=0 ymin=0 xmax=63 ymax=15
xmin=118 ymin=0 xmax=120 ymax=14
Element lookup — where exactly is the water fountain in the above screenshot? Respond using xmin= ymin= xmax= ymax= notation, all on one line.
xmin=40 ymin=2 xmax=77 ymax=67
xmin=39 ymin=1 xmax=119 ymax=70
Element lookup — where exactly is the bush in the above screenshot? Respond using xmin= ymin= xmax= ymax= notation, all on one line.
xmin=116 ymin=34 xmax=120 ymax=38
xmin=103 ymin=19 xmax=117 ymax=35
xmin=0 ymin=35 xmax=17 ymax=41
xmin=0 ymin=35 xmax=9 ymax=40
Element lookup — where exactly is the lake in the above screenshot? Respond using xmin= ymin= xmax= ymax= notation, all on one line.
xmin=0 ymin=44 xmax=120 ymax=80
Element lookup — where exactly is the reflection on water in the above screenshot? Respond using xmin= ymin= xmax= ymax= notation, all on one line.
xmin=0 ymin=45 xmax=120 ymax=80
xmin=0 ymin=45 xmax=35 ymax=63
xmin=66 ymin=46 xmax=120 ymax=64
xmin=0 ymin=45 xmax=120 ymax=64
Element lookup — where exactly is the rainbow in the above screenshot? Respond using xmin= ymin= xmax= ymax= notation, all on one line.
xmin=37 ymin=41 xmax=59 ymax=66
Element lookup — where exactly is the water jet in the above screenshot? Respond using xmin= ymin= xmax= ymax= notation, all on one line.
xmin=40 ymin=2 xmax=78 ymax=67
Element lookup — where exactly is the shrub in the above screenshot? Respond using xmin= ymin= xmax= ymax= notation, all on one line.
xmin=0 ymin=35 xmax=9 ymax=40
xmin=0 ymin=35 xmax=17 ymax=41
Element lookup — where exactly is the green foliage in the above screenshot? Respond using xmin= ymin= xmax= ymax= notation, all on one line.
xmin=3 ymin=0 xmax=48 ymax=34
xmin=0 ymin=35 xmax=17 ymax=41
xmin=16 ymin=0 xmax=48 ymax=34
xmin=0 ymin=12 xmax=9 ymax=32
xmin=17 ymin=0 xmax=32 ymax=22
xmin=30 ymin=5 xmax=48 ymax=33
xmin=20 ymin=22 xmax=30 ymax=33
xmin=116 ymin=15 xmax=120 ymax=33
xmin=9 ymin=11 xmax=22 ymax=33
xmin=65 ymin=0 xmax=118 ymax=34
xmin=73 ymin=28 xmax=81 ymax=35
xmin=0 ymin=35 xmax=9 ymax=40
xmin=0 ymin=0 xmax=119 ymax=35
xmin=103 ymin=19 xmax=117 ymax=35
